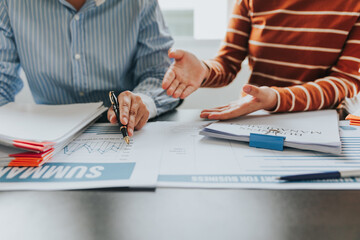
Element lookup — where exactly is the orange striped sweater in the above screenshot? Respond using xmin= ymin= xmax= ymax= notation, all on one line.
xmin=202 ymin=0 xmax=360 ymax=112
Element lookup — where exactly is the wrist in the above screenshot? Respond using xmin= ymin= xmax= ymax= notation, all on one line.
xmin=200 ymin=60 xmax=210 ymax=86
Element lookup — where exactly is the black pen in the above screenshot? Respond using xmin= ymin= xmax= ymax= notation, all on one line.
xmin=109 ymin=91 xmax=130 ymax=144
xmin=277 ymin=169 xmax=360 ymax=182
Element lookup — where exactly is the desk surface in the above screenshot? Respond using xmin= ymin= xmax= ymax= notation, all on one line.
xmin=1 ymin=110 xmax=360 ymax=240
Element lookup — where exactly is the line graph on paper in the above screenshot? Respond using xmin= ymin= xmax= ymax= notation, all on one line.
xmin=64 ymin=139 xmax=132 ymax=155
xmin=54 ymin=134 xmax=134 ymax=163
xmin=52 ymin=124 xmax=135 ymax=162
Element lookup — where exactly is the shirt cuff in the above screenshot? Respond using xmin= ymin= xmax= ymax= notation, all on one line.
xmin=135 ymin=93 xmax=157 ymax=119
xmin=0 ymin=97 xmax=10 ymax=107
xmin=269 ymin=88 xmax=281 ymax=113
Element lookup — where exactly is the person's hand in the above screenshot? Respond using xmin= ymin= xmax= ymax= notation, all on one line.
xmin=107 ymin=91 xmax=149 ymax=136
xmin=200 ymin=84 xmax=278 ymax=120
xmin=162 ymin=49 xmax=209 ymax=99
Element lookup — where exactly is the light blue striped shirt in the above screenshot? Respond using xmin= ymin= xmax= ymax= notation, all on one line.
xmin=0 ymin=0 xmax=179 ymax=116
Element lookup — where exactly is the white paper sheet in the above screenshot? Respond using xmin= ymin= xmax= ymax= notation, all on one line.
xmin=0 ymin=123 xmax=164 ymax=190
xmin=158 ymin=121 xmax=360 ymax=189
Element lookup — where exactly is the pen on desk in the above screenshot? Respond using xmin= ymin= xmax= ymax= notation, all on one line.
xmin=109 ymin=91 xmax=130 ymax=144
xmin=277 ymin=169 xmax=360 ymax=182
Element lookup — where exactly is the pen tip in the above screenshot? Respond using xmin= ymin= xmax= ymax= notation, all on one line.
xmin=124 ymin=136 xmax=130 ymax=144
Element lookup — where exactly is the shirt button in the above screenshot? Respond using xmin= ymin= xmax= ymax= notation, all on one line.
xmin=75 ymin=54 xmax=81 ymax=60
xmin=74 ymin=14 xmax=80 ymax=21
xmin=79 ymin=91 xmax=85 ymax=97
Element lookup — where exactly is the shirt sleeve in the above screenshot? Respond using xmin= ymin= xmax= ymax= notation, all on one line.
xmin=0 ymin=0 xmax=22 ymax=106
xmin=132 ymin=0 xmax=180 ymax=117
xmin=134 ymin=93 xmax=157 ymax=119
xmin=201 ymin=0 xmax=250 ymax=88
xmin=271 ymin=17 xmax=360 ymax=113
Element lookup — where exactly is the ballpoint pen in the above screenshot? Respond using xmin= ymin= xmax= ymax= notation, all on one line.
xmin=109 ymin=91 xmax=130 ymax=144
xmin=277 ymin=169 xmax=360 ymax=182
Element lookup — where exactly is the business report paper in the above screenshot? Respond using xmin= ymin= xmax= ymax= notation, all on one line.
xmin=2 ymin=120 xmax=360 ymax=190
xmin=0 ymin=123 xmax=163 ymax=190
xmin=201 ymin=110 xmax=341 ymax=154
xmin=157 ymin=121 xmax=360 ymax=189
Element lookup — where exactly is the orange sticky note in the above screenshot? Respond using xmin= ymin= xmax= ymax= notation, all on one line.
xmin=346 ymin=114 xmax=360 ymax=121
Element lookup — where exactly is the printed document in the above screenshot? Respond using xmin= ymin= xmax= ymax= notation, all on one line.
xmin=0 ymin=123 xmax=164 ymax=190
xmin=158 ymin=121 xmax=360 ymax=189
xmin=201 ymin=110 xmax=341 ymax=153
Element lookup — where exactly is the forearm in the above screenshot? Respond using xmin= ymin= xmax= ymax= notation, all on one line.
xmin=0 ymin=74 xmax=23 ymax=106
xmin=0 ymin=1 xmax=22 ymax=106
xmin=133 ymin=0 xmax=180 ymax=116
xmin=201 ymin=0 xmax=250 ymax=88
xmin=271 ymin=74 xmax=360 ymax=112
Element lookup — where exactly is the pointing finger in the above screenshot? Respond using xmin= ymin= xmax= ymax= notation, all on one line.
xmin=119 ymin=91 xmax=132 ymax=125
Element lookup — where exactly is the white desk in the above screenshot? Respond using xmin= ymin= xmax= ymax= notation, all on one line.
xmin=1 ymin=110 xmax=359 ymax=240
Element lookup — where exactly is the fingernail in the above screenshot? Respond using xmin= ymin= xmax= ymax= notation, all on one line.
xmin=169 ymin=48 xmax=176 ymax=53
xmin=111 ymin=116 xmax=116 ymax=123
xmin=129 ymin=129 xmax=133 ymax=136
xmin=123 ymin=117 xmax=128 ymax=124
xmin=243 ymin=85 xmax=251 ymax=93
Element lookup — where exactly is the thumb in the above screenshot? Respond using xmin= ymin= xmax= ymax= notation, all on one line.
xmin=242 ymin=84 xmax=262 ymax=98
xmin=168 ymin=48 xmax=185 ymax=61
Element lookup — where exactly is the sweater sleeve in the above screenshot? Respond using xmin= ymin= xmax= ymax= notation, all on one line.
xmin=201 ymin=0 xmax=250 ymax=88
xmin=271 ymin=17 xmax=360 ymax=112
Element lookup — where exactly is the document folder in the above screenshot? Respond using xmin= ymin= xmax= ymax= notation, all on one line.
xmin=0 ymin=102 xmax=107 ymax=166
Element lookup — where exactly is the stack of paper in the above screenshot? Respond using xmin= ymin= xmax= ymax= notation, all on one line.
xmin=0 ymin=102 xmax=107 ymax=166
xmin=200 ymin=110 xmax=341 ymax=154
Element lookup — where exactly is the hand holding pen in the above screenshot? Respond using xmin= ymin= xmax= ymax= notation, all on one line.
xmin=107 ymin=91 xmax=150 ymax=140
xmin=109 ymin=91 xmax=130 ymax=144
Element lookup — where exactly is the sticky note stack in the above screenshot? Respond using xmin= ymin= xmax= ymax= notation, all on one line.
xmin=346 ymin=113 xmax=360 ymax=126
xmin=0 ymin=146 xmax=54 ymax=167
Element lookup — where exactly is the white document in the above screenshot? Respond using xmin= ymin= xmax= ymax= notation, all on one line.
xmin=201 ymin=110 xmax=341 ymax=154
xmin=158 ymin=121 xmax=360 ymax=189
xmin=0 ymin=102 xmax=107 ymax=144
xmin=0 ymin=123 xmax=164 ymax=190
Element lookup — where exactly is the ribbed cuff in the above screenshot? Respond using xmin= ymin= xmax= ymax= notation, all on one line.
xmin=270 ymin=87 xmax=292 ymax=113
xmin=269 ymin=88 xmax=281 ymax=113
